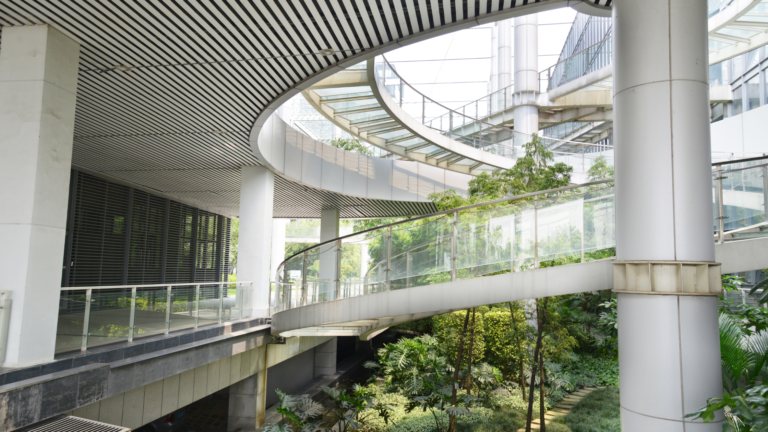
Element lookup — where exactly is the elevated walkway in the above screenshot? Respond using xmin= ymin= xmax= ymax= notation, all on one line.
xmin=271 ymin=157 xmax=768 ymax=339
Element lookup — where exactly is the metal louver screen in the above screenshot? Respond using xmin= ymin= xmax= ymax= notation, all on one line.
xmin=21 ymin=415 xmax=130 ymax=431
xmin=63 ymin=171 xmax=232 ymax=287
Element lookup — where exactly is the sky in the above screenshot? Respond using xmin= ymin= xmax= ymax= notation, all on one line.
xmin=383 ymin=9 xmax=578 ymax=109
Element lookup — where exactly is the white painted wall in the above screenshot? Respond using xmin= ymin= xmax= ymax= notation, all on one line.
xmin=254 ymin=112 xmax=471 ymax=202
xmin=711 ymin=104 xmax=768 ymax=160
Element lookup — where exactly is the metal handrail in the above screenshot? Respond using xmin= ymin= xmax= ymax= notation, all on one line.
xmin=60 ymin=280 xmax=252 ymax=291
xmin=278 ymin=178 xmax=614 ymax=269
xmin=376 ymin=56 xmax=612 ymax=151
xmin=539 ymin=36 xmax=613 ymax=91
xmin=278 ymin=154 xmax=768 ymax=271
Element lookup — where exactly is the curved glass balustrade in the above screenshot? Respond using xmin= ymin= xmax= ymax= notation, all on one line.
xmin=372 ymin=56 xmax=614 ymax=175
xmin=272 ymin=156 xmax=768 ymax=315
xmin=539 ymin=37 xmax=612 ymax=92
xmin=273 ymin=180 xmax=616 ymax=313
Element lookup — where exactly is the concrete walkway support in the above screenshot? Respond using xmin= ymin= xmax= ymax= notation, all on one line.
xmin=239 ymin=167 xmax=275 ymax=317
xmin=0 ymin=25 xmax=80 ymax=367
xmin=613 ymin=0 xmax=723 ymax=430
xmin=314 ymin=338 xmax=337 ymax=377
xmin=513 ymin=14 xmax=539 ymax=147
xmin=228 ymin=371 xmax=268 ymax=431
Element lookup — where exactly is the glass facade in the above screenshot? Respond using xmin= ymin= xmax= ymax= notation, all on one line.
xmin=747 ymin=75 xmax=761 ymax=111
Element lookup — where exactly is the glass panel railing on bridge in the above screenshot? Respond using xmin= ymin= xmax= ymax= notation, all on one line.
xmin=273 ymin=156 xmax=768 ymax=316
xmin=373 ymin=56 xmax=615 ymax=175
xmin=540 ymin=37 xmax=612 ymax=92
xmin=274 ymin=181 xmax=617 ymax=314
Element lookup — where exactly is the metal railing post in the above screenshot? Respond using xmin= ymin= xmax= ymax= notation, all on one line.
xmin=302 ymin=252 xmax=308 ymax=306
xmin=128 ymin=287 xmax=137 ymax=342
xmin=716 ymin=166 xmax=727 ymax=244
xmin=194 ymin=284 xmax=200 ymax=328
xmin=218 ymin=284 xmax=224 ymax=324
xmin=422 ymin=95 xmax=425 ymax=124
xmin=534 ymin=195 xmax=539 ymax=269
xmin=451 ymin=212 xmax=458 ymax=281
xmin=81 ymin=288 xmax=92 ymax=351
xmin=335 ymin=240 xmax=342 ymax=300
xmin=386 ymin=227 xmax=393 ymax=291
xmin=581 ymin=198 xmax=586 ymax=263
xmin=165 ymin=286 xmax=172 ymax=335
xmin=763 ymin=166 xmax=768 ymax=217
xmin=510 ymin=215 xmax=516 ymax=272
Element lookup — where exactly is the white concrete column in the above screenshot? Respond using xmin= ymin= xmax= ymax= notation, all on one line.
xmin=239 ymin=166 xmax=274 ymax=317
xmin=228 ymin=370 xmax=268 ymax=430
xmin=318 ymin=209 xmax=340 ymax=286
xmin=314 ymin=338 xmax=337 ymax=377
xmin=270 ymin=218 xmax=288 ymax=282
xmin=0 ymin=25 xmax=79 ymax=367
xmin=613 ymin=0 xmax=722 ymax=430
xmin=513 ymin=14 xmax=539 ymax=147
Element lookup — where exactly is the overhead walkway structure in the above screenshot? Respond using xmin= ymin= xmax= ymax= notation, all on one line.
xmin=302 ymin=56 xmax=616 ymax=179
xmin=271 ymin=156 xmax=768 ymax=339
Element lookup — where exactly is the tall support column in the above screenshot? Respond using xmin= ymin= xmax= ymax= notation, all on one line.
xmin=270 ymin=218 xmax=287 ymax=282
xmin=227 ymin=370 xmax=268 ymax=431
xmin=319 ymin=209 xmax=340 ymax=299
xmin=513 ymin=14 xmax=539 ymax=147
xmin=613 ymin=0 xmax=723 ymax=430
xmin=0 ymin=25 xmax=79 ymax=367
xmin=314 ymin=338 xmax=337 ymax=377
xmin=239 ymin=166 xmax=274 ymax=317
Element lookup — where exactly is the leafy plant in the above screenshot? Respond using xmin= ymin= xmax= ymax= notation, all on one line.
xmin=264 ymin=388 xmax=325 ymax=432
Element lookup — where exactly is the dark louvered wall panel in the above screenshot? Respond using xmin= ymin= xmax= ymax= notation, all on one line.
xmin=63 ymin=171 xmax=232 ymax=287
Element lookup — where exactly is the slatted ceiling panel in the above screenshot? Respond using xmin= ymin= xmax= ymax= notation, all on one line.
xmin=1 ymin=0 xmax=598 ymax=217
xmin=68 ymin=173 xmax=129 ymax=287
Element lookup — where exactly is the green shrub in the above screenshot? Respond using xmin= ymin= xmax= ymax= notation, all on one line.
xmin=433 ymin=310 xmax=485 ymax=365
xmin=559 ymin=354 xmax=619 ymax=388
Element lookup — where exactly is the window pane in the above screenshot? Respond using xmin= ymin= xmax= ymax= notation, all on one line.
xmin=746 ymin=48 xmax=760 ymax=72
xmin=733 ymin=86 xmax=743 ymax=115
xmin=732 ymin=57 xmax=744 ymax=80
xmin=765 ymin=70 xmax=768 ymax=106
xmin=747 ymin=75 xmax=761 ymax=111
xmin=710 ymin=63 xmax=725 ymax=86
xmin=711 ymin=103 xmax=725 ymax=123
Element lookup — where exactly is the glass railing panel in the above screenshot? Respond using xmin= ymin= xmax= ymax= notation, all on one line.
xmin=721 ymin=164 xmax=768 ymax=230
xmin=231 ymin=282 xmax=250 ymax=320
xmin=86 ymin=288 xmax=133 ymax=349
xmin=537 ymin=193 xmax=588 ymax=267
xmin=133 ymin=287 xmax=168 ymax=339
xmin=513 ymin=203 xmax=537 ymax=272
xmin=456 ymin=204 xmax=518 ymax=279
xmin=390 ymin=217 xmax=453 ymax=289
xmin=196 ymin=284 xmax=221 ymax=328
xmin=340 ymin=233 xmax=371 ymax=299
xmin=168 ymin=284 xmax=196 ymax=332
xmin=56 ymin=289 xmax=88 ymax=353
xmin=582 ymin=186 xmax=616 ymax=261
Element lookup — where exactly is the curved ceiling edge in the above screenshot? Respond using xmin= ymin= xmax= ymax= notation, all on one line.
xmin=248 ymin=0 xmax=581 ymax=160
xmin=256 ymin=112 xmax=472 ymax=204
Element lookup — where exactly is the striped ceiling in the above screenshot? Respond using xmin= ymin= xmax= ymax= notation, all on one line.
xmin=0 ymin=0 xmax=611 ymax=219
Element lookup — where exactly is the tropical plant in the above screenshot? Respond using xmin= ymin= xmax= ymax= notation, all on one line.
xmin=686 ymin=313 xmax=768 ymax=430
xmin=322 ymin=384 xmax=395 ymax=431
xmin=366 ymin=335 xmax=451 ymax=396
xmin=330 ymin=137 xmax=375 ymax=156
xmin=263 ymin=388 xmax=325 ymax=432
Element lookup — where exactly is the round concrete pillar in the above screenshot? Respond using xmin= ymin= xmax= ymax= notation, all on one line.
xmin=513 ymin=14 xmax=539 ymax=147
xmin=613 ymin=0 xmax=723 ymax=430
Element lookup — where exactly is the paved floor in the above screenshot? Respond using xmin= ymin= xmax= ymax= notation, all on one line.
xmin=517 ymin=386 xmax=603 ymax=432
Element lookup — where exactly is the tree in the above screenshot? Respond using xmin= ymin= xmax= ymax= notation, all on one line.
xmin=230 ymin=219 xmax=239 ymax=275
xmin=330 ymin=137 xmax=375 ymax=156
xmin=587 ymin=156 xmax=614 ymax=181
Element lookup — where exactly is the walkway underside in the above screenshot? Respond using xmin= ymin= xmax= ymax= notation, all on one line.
xmin=272 ymin=237 xmax=768 ymax=339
